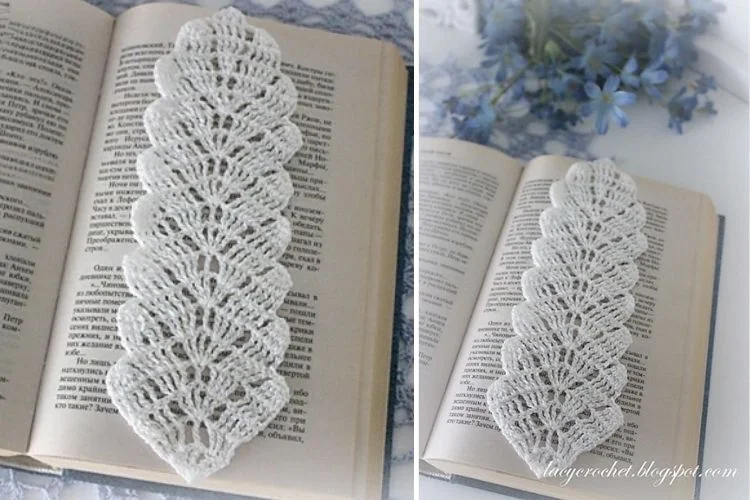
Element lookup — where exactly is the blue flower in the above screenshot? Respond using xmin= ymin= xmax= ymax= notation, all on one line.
xmin=548 ymin=108 xmax=583 ymax=130
xmin=452 ymin=93 xmax=496 ymax=144
xmin=556 ymin=0 xmax=596 ymax=24
xmin=695 ymin=73 xmax=717 ymax=94
xmin=581 ymin=76 xmax=636 ymax=134
xmin=685 ymin=0 xmax=726 ymax=33
xmin=570 ymin=23 xmax=600 ymax=40
xmin=599 ymin=4 xmax=639 ymax=43
xmin=700 ymin=100 xmax=718 ymax=115
xmin=667 ymin=87 xmax=699 ymax=134
xmin=647 ymin=27 xmax=668 ymax=60
xmin=490 ymin=43 xmax=528 ymax=82
xmin=662 ymin=30 xmax=698 ymax=76
xmin=530 ymin=102 xmax=581 ymax=130
xmin=620 ymin=55 xmax=668 ymax=98
xmin=575 ymin=41 xmax=622 ymax=79
xmin=451 ymin=0 xmax=721 ymax=137
xmin=480 ymin=0 xmax=526 ymax=45
xmin=621 ymin=55 xmax=640 ymax=88
xmin=641 ymin=59 xmax=669 ymax=98
xmin=640 ymin=0 xmax=668 ymax=32
xmin=549 ymin=71 xmax=583 ymax=98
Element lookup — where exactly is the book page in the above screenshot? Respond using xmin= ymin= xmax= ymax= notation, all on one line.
xmin=29 ymin=3 xmax=405 ymax=499
xmin=418 ymin=138 xmax=522 ymax=453
xmin=0 ymin=0 xmax=112 ymax=454
xmin=424 ymin=155 xmax=717 ymax=499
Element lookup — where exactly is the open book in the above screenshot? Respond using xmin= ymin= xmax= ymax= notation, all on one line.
xmin=0 ymin=0 xmax=408 ymax=498
xmin=418 ymin=138 xmax=721 ymax=500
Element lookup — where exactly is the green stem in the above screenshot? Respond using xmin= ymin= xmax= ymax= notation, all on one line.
xmin=457 ymin=83 xmax=494 ymax=98
xmin=490 ymin=66 xmax=530 ymax=106
xmin=532 ymin=0 xmax=551 ymax=61
xmin=549 ymin=28 xmax=582 ymax=54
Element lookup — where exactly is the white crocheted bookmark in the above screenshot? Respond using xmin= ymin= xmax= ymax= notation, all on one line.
xmin=106 ymin=8 xmax=302 ymax=482
xmin=486 ymin=159 xmax=647 ymax=478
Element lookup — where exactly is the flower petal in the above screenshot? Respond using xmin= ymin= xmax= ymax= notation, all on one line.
xmin=623 ymin=55 xmax=638 ymax=73
xmin=645 ymin=85 xmax=662 ymax=99
xmin=614 ymin=91 xmax=636 ymax=106
xmin=621 ymin=73 xmax=640 ymax=88
xmin=612 ymin=106 xmax=630 ymax=127
xmin=584 ymin=81 xmax=601 ymax=99
xmin=649 ymin=69 xmax=669 ymax=84
xmin=595 ymin=108 xmax=610 ymax=134
xmin=604 ymin=75 xmax=620 ymax=93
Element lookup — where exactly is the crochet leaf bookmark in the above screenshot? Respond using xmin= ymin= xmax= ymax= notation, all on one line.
xmin=486 ymin=159 xmax=647 ymax=478
xmin=106 ymin=8 xmax=302 ymax=482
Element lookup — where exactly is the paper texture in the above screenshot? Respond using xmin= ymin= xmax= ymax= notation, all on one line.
xmin=418 ymin=138 xmax=521 ymax=453
xmin=0 ymin=0 xmax=112 ymax=454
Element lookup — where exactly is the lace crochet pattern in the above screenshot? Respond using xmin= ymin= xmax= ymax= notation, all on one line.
xmin=106 ymin=7 xmax=302 ymax=482
xmin=486 ymin=159 xmax=647 ymax=478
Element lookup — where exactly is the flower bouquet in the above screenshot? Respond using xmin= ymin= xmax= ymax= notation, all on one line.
xmin=447 ymin=0 xmax=725 ymax=144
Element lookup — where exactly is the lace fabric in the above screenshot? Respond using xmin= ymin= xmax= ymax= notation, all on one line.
xmin=106 ymin=7 xmax=302 ymax=482
xmin=486 ymin=160 xmax=647 ymax=478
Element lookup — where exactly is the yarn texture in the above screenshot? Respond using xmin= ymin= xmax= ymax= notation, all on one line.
xmin=486 ymin=159 xmax=647 ymax=478
xmin=106 ymin=7 xmax=302 ymax=482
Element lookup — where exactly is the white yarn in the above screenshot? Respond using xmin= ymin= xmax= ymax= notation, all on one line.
xmin=106 ymin=7 xmax=302 ymax=482
xmin=486 ymin=159 xmax=647 ymax=478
